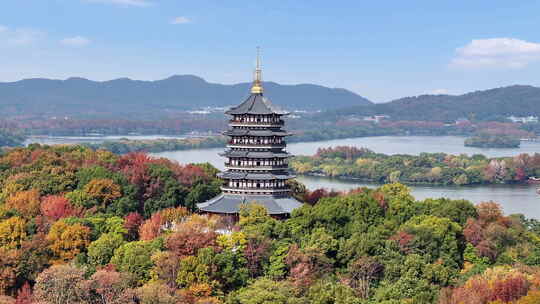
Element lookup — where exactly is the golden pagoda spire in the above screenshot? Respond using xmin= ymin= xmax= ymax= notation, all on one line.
xmin=251 ymin=47 xmax=263 ymax=94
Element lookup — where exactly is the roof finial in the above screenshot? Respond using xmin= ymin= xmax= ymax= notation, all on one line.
xmin=251 ymin=46 xmax=263 ymax=94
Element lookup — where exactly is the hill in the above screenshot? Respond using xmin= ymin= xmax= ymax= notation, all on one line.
xmin=326 ymin=85 xmax=540 ymax=122
xmin=0 ymin=75 xmax=372 ymax=119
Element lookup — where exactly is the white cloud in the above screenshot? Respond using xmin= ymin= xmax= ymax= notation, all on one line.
xmin=0 ymin=25 xmax=7 ymax=32
xmin=450 ymin=38 xmax=540 ymax=69
xmin=428 ymin=89 xmax=449 ymax=95
xmin=61 ymin=36 xmax=91 ymax=47
xmin=84 ymin=0 xmax=152 ymax=7
xmin=171 ymin=16 xmax=191 ymax=24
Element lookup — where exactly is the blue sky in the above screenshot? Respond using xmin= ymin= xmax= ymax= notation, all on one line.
xmin=1 ymin=0 xmax=540 ymax=102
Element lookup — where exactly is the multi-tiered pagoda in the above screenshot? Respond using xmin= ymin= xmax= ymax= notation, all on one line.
xmin=197 ymin=52 xmax=302 ymax=217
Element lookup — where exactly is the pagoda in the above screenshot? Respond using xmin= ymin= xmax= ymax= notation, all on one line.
xmin=197 ymin=50 xmax=303 ymax=217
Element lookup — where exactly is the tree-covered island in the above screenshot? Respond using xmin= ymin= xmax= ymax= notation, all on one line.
xmin=465 ymin=133 xmax=521 ymax=148
xmin=290 ymin=146 xmax=540 ymax=186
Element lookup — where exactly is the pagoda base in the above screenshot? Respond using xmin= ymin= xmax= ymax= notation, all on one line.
xmin=197 ymin=193 xmax=303 ymax=215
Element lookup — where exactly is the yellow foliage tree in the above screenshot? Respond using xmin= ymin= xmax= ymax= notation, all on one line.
xmin=83 ymin=178 xmax=121 ymax=206
xmin=516 ymin=290 xmax=540 ymax=304
xmin=5 ymin=189 xmax=41 ymax=217
xmin=47 ymin=221 xmax=91 ymax=262
xmin=0 ymin=216 xmax=26 ymax=249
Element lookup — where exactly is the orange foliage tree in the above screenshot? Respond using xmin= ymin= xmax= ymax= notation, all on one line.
xmin=83 ymin=178 xmax=122 ymax=207
xmin=46 ymin=221 xmax=91 ymax=262
xmin=5 ymin=190 xmax=41 ymax=217
xmin=443 ymin=266 xmax=538 ymax=304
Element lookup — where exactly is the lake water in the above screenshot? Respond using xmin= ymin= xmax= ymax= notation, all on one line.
xmin=24 ymin=135 xmax=186 ymax=145
xmin=26 ymin=135 xmax=540 ymax=218
xmin=153 ymin=136 xmax=540 ymax=218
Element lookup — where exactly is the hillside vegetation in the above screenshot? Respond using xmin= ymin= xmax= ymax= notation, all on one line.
xmin=1 ymin=146 xmax=540 ymax=303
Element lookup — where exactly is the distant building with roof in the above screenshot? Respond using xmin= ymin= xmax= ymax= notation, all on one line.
xmin=507 ymin=115 xmax=538 ymax=124
xmin=197 ymin=50 xmax=303 ymax=217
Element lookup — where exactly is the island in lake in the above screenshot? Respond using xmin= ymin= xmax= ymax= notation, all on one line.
xmin=465 ymin=133 xmax=521 ymax=148
xmin=290 ymin=146 xmax=540 ymax=186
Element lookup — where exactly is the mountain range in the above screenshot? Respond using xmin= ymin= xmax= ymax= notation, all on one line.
xmin=0 ymin=75 xmax=371 ymax=119
xmin=327 ymin=85 xmax=540 ymax=122
xmin=1 ymin=75 xmax=539 ymax=122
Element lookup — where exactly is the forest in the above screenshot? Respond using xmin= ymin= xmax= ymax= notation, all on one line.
xmin=290 ymin=146 xmax=540 ymax=186
xmin=1 ymin=145 xmax=540 ymax=303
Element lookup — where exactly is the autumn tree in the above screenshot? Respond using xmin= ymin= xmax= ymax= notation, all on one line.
xmin=0 ymin=217 xmax=26 ymax=249
xmin=124 ymin=212 xmax=144 ymax=241
xmin=5 ymin=190 xmax=41 ymax=217
xmin=14 ymin=282 xmax=32 ymax=304
xmin=47 ymin=221 xmax=91 ymax=262
xmin=84 ymin=178 xmax=122 ymax=209
xmin=0 ymin=247 xmax=20 ymax=295
xmin=33 ymin=265 xmax=90 ymax=304
xmin=343 ymin=256 xmax=383 ymax=299
xmin=40 ymin=195 xmax=77 ymax=221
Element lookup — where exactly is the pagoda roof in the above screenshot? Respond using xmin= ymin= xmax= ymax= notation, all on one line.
xmin=225 ymin=93 xmax=289 ymax=115
xmin=220 ymin=150 xmax=291 ymax=158
xmin=223 ymin=129 xmax=291 ymax=137
xmin=197 ymin=193 xmax=303 ymax=215
xmin=217 ymin=171 xmax=294 ymax=180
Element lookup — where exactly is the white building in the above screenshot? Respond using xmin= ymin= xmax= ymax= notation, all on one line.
xmin=507 ymin=116 xmax=538 ymax=124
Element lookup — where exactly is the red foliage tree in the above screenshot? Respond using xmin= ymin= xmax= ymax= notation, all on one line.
xmin=285 ymin=245 xmax=332 ymax=289
xmin=139 ymin=213 xmax=163 ymax=241
xmin=389 ymin=231 xmax=414 ymax=253
xmin=490 ymin=275 xmax=529 ymax=303
xmin=244 ymin=237 xmax=271 ymax=278
xmin=124 ymin=212 xmax=144 ymax=241
xmin=40 ymin=195 xmax=77 ymax=221
xmin=15 ymin=282 xmax=32 ymax=304
xmin=476 ymin=201 xmax=504 ymax=223
xmin=463 ymin=218 xmax=483 ymax=246
xmin=165 ymin=229 xmax=219 ymax=257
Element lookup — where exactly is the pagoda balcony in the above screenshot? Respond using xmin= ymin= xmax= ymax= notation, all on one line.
xmin=220 ymin=186 xmax=291 ymax=194
xmin=228 ymin=119 xmax=284 ymax=127
xmin=226 ymin=141 xmax=286 ymax=149
xmin=224 ymin=163 xmax=288 ymax=170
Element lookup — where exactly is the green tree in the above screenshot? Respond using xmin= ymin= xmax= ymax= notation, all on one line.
xmin=111 ymin=240 xmax=161 ymax=283
xmin=88 ymin=233 xmax=126 ymax=266
xmin=227 ymin=278 xmax=304 ymax=304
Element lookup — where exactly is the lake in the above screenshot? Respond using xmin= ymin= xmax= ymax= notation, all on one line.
xmin=24 ymin=135 xmax=187 ymax=145
xmin=27 ymin=135 xmax=540 ymax=218
xmin=153 ymin=136 xmax=540 ymax=218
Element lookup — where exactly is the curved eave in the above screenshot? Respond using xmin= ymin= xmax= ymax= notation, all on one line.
xmin=223 ymin=130 xmax=292 ymax=137
xmin=225 ymin=93 xmax=290 ymax=115
xmin=219 ymin=150 xmax=291 ymax=158
xmin=197 ymin=193 xmax=303 ymax=215
xmin=217 ymin=171 xmax=295 ymax=180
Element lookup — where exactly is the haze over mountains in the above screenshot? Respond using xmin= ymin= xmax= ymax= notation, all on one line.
xmin=0 ymin=75 xmax=539 ymax=122
xmin=0 ymin=75 xmax=371 ymax=119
